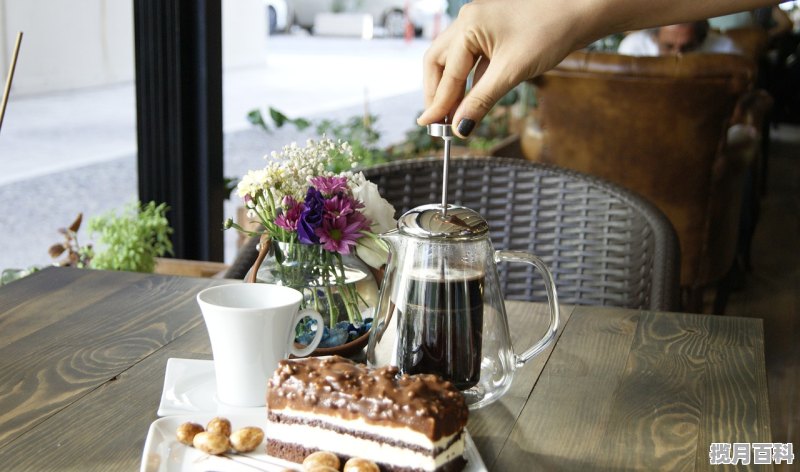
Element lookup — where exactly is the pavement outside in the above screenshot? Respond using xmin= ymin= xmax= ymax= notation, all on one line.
xmin=0 ymin=36 xmax=430 ymax=271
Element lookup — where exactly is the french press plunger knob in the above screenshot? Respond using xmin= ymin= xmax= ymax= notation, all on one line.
xmin=427 ymin=122 xmax=454 ymax=217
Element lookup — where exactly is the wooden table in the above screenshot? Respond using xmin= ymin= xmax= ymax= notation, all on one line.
xmin=0 ymin=267 xmax=772 ymax=471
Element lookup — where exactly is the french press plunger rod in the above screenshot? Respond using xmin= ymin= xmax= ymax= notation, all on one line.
xmin=427 ymin=120 xmax=453 ymax=217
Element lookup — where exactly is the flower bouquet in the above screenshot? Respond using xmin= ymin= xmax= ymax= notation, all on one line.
xmin=226 ymin=138 xmax=396 ymax=351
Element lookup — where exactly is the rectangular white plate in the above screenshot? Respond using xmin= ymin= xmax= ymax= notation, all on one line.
xmin=141 ymin=413 xmax=486 ymax=472
xmin=158 ymin=358 xmax=264 ymax=417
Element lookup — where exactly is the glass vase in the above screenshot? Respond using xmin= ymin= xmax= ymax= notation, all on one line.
xmin=252 ymin=241 xmax=378 ymax=349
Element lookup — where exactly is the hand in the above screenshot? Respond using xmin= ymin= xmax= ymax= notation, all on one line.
xmin=416 ymin=0 xmax=595 ymax=137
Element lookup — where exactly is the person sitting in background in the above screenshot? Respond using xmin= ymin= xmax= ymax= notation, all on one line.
xmin=618 ymin=21 xmax=741 ymax=56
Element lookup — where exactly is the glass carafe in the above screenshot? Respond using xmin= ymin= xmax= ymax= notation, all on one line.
xmin=366 ymin=204 xmax=559 ymax=409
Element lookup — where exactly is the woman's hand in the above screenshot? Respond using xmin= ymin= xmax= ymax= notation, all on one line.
xmin=416 ymin=0 xmax=599 ymax=137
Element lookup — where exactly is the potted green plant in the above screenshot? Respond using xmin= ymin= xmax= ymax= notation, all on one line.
xmin=81 ymin=201 xmax=227 ymax=276
xmin=47 ymin=201 xmax=172 ymax=272
xmin=83 ymin=201 xmax=174 ymax=273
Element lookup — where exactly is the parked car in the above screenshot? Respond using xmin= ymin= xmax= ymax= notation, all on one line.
xmin=265 ymin=0 xmax=290 ymax=34
xmin=287 ymin=0 xmax=448 ymax=37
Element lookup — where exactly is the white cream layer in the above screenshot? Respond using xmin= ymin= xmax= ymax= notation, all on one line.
xmin=271 ymin=408 xmax=455 ymax=450
xmin=267 ymin=411 xmax=464 ymax=470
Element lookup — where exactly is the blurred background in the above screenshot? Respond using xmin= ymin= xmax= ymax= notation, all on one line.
xmin=0 ymin=0 xmax=470 ymax=271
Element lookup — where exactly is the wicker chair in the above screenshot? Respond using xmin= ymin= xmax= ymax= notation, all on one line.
xmin=360 ymin=156 xmax=680 ymax=311
xmin=226 ymin=156 xmax=680 ymax=311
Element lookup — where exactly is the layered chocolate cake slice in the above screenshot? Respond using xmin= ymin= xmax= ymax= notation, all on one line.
xmin=266 ymin=356 xmax=469 ymax=472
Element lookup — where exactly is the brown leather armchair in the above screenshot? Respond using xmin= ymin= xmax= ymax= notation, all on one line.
xmin=523 ymin=50 xmax=762 ymax=313
xmin=722 ymin=27 xmax=769 ymax=62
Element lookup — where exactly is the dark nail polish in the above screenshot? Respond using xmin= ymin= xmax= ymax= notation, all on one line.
xmin=457 ymin=119 xmax=475 ymax=137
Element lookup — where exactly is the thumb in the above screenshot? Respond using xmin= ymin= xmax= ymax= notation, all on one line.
xmin=451 ymin=59 xmax=517 ymax=139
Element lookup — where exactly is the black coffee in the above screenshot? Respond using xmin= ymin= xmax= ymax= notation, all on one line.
xmin=396 ymin=269 xmax=484 ymax=390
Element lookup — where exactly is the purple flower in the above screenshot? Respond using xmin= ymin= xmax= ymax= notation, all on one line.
xmin=323 ymin=194 xmax=360 ymax=220
xmin=315 ymin=215 xmax=367 ymax=254
xmin=275 ymin=196 xmax=303 ymax=232
xmin=298 ymin=187 xmax=325 ymax=244
xmin=310 ymin=176 xmax=349 ymax=196
xmin=346 ymin=210 xmax=370 ymax=230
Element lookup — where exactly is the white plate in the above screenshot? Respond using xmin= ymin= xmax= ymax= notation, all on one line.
xmin=141 ymin=414 xmax=485 ymax=472
xmin=141 ymin=413 xmax=293 ymax=472
xmin=158 ymin=358 xmax=263 ymax=417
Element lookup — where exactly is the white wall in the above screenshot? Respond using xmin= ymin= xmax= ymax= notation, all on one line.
xmin=0 ymin=0 xmax=267 ymax=96
xmin=223 ymin=0 xmax=269 ymax=69
xmin=0 ymin=0 xmax=134 ymax=95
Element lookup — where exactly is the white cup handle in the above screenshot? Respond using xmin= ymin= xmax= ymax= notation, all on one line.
xmin=289 ymin=308 xmax=325 ymax=357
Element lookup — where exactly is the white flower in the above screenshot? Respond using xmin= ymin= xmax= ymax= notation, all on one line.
xmin=351 ymin=172 xmax=396 ymax=268
xmin=247 ymin=137 xmax=357 ymax=202
xmin=356 ymin=235 xmax=391 ymax=269
xmin=350 ymin=172 xmax=396 ymax=233
xmin=237 ymin=169 xmax=268 ymax=198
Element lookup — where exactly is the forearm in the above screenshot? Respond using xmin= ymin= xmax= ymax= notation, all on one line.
xmin=591 ymin=0 xmax=780 ymax=39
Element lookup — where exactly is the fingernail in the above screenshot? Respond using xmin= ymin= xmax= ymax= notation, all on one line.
xmin=456 ymin=118 xmax=475 ymax=137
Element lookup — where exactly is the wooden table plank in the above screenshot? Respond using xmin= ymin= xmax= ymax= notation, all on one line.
xmin=596 ymin=311 xmax=722 ymax=471
xmin=0 ymin=267 xmax=229 ymax=449
xmin=596 ymin=311 xmax=770 ymax=471
xmin=490 ymin=306 xmax=642 ymax=471
xmin=0 ymin=324 xmax=214 ymax=471
xmin=493 ymin=306 xmax=773 ymax=471
xmin=696 ymin=317 xmax=772 ymax=472
xmin=468 ymin=302 xmax=575 ymax=469
xmin=0 ymin=268 xmax=142 ymax=348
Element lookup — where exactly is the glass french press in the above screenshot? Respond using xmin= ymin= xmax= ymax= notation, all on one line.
xmin=366 ymin=122 xmax=560 ymax=409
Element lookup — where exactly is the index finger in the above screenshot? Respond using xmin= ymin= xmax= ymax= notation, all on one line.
xmin=417 ymin=36 xmax=478 ymax=126
xmin=422 ymin=46 xmax=445 ymax=109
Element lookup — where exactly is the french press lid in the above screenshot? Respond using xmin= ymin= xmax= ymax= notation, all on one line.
xmin=397 ymin=120 xmax=489 ymax=239
xmin=397 ymin=204 xmax=489 ymax=240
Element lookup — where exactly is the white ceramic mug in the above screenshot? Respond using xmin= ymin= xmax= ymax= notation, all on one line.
xmin=196 ymin=283 xmax=324 ymax=407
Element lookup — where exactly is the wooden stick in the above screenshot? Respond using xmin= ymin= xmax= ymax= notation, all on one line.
xmin=0 ymin=31 xmax=23 ymax=133
xmin=245 ymin=234 xmax=271 ymax=284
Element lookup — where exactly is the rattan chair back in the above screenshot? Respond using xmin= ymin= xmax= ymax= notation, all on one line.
xmin=360 ymin=156 xmax=680 ymax=311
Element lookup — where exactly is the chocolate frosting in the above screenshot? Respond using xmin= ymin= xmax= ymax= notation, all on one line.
xmin=267 ymin=356 xmax=468 ymax=441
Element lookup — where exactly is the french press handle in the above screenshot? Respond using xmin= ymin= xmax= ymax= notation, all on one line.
xmin=495 ymin=250 xmax=560 ymax=367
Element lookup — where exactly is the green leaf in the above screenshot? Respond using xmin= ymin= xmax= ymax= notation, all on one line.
xmin=268 ymin=107 xmax=289 ymax=128
xmin=246 ymin=109 xmax=270 ymax=133
xmin=292 ymin=118 xmax=312 ymax=130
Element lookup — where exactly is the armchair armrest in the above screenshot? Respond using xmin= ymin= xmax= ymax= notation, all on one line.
xmin=720 ymin=88 xmax=773 ymax=173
